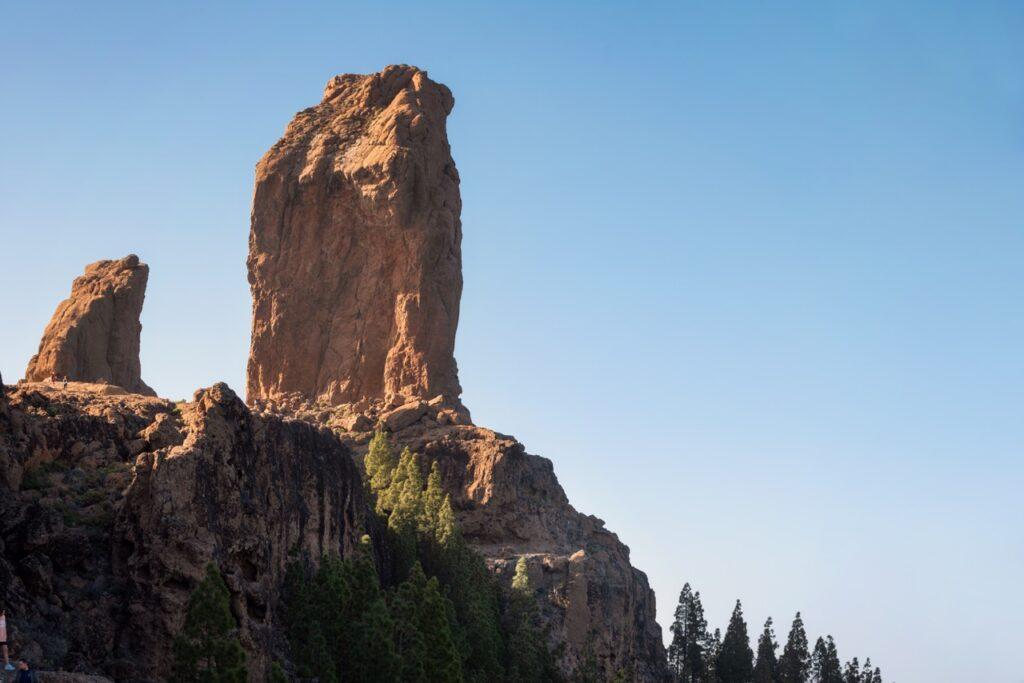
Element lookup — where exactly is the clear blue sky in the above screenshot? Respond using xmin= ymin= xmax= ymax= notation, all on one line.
xmin=2 ymin=2 xmax=1022 ymax=680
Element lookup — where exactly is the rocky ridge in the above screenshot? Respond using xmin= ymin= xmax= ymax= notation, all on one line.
xmin=0 ymin=381 xmax=370 ymax=681
xmin=2 ymin=65 xmax=668 ymax=682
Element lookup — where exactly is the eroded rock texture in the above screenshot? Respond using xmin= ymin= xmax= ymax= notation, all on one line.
xmin=0 ymin=381 xmax=370 ymax=681
xmin=245 ymin=65 xmax=667 ymax=680
xmin=25 ymin=256 xmax=155 ymax=396
xmin=345 ymin=422 xmax=667 ymax=680
xmin=247 ymin=65 xmax=463 ymax=410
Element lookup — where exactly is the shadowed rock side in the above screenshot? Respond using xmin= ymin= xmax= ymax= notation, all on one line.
xmin=247 ymin=64 xmax=463 ymax=411
xmin=25 ymin=255 xmax=155 ymax=396
xmin=0 ymin=382 xmax=370 ymax=682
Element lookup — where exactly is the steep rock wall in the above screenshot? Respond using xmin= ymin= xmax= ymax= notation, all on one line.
xmin=247 ymin=65 xmax=463 ymax=410
xmin=0 ymin=382 xmax=370 ymax=681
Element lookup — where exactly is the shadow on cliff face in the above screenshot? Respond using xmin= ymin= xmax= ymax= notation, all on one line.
xmin=0 ymin=381 xmax=373 ymax=681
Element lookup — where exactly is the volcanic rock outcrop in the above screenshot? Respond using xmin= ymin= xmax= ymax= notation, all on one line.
xmin=341 ymin=422 xmax=667 ymax=679
xmin=2 ymin=65 xmax=667 ymax=682
xmin=249 ymin=66 xmax=667 ymax=680
xmin=0 ymin=380 xmax=370 ymax=680
xmin=25 ymin=255 xmax=155 ymax=396
xmin=247 ymin=64 xmax=463 ymax=411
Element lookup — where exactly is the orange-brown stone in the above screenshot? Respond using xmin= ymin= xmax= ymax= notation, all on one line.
xmin=25 ymin=255 xmax=154 ymax=396
xmin=246 ymin=65 xmax=463 ymax=411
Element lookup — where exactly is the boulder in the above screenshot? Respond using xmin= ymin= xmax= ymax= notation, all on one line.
xmin=340 ymin=413 xmax=373 ymax=432
xmin=382 ymin=400 xmax=427 ymax=431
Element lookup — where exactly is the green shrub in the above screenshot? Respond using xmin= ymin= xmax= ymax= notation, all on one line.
xmin=171 ymin=563 xmax=247 ymax=682
xmin=20 ymin=467 xmax=50 ymax=491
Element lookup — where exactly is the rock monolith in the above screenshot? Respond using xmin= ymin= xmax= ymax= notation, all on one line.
xmin=25 ymin=255 xmax=154 ymax=395
xmin=247 ymin=64 xmax=463 ymax=411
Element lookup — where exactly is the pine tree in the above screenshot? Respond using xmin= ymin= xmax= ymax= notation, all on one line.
xmin=365 ymin=431 xmax=398 ymax=504
xmin=390 ymin=569 xmax=429 ymax=683
xmin=667 ymin=583 xmax=712 ymax=682
xmin=348 ymin=593 xmax=401 ymax=682
xmin=705 ymin=628 xmax=722 ymax=682
xmin=810 ymin=636 xmax=842 ymax=683
xmin=842 ymin=658 xmax=860 ymax=683
xmin=753 ymin=617 xmax=778 ymax=683
xmin=436 ymin=494 xmax=458 ymax=547
xmin=716 ymin=600 xmax=754 ymax=683
xmin=171 ymin=563 xmax=248 ymax=682
xmin=858 ymin=659 xmax=882 ymax=683
xmin=504 ymin=553 xmax=557 ymax=682
xmin=339 ymin=545 xmax=401 ymax=682
xmin=388 ymin=562 xmax=462 ymax=682
xmin=512 ymin=556 xmax=531 ymax=594
xmin=423 ymin=460 xmax=446 ymax=531
xmin=383 ymin=448 xmax=425 ymax=576
xmin=384 ymin=447 xmax=425 ymax=525
xmin=312 ymin=556 xmax=350 ymax=662
xmin=421 ymin=574 xmax=464 ymax=682
xmin=283 ymin=560 xmax=337 ymax=682
xmin=667 ymin=584 xmax=692 ymax=676
xmin=777 ymin=613 xmax=810 ymax=683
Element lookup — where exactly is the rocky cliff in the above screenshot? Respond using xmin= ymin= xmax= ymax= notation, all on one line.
xmin=343 ymin=418 xmax=666 ymax=679
xmin=0 ymin=381 xmax=370 ymax=681
xmin=25 ymin=256 xmax=154 ymax=396
xmin=2 ymin=65 xmax=668 ymax=682
xmin=247 ymin=66 xmax=666 ymax=680
xmin=247 ymin=65 xmax=463 ymax=411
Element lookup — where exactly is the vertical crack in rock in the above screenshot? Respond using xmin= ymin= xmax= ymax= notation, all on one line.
xmin=247 ymin=64 xmax=463 ymax=412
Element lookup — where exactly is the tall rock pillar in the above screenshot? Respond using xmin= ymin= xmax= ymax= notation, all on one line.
xmin=25 ymin=254 xmax=154 ymax=396
xmin=246 ymin=65 xmax=463 ymax=410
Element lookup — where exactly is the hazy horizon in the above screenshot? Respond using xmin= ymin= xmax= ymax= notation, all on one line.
xmin=2 ymin=2 xmax=1022 ymax=681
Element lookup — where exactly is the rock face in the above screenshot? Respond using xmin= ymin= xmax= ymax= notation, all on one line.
xmin=3 ymin=65 xmax=668 ymax=682
xmin=348 ymin=423 xmax=667 ymax=680
xmin=0 ymin=382 xmax=371 ymax=681
xmin=25 ymin=255 xmax=155 ymax=396
xmin=247 ymin=65 xmax=463 ymax=411
xmin=245 ymin=65 xmax=667 ymax=680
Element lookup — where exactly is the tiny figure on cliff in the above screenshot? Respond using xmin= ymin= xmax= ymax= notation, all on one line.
xmin=0 ymin=608 xmax=11 ymax=670
xmin=62 ymin=375 xmax=68 ymax=392
xmin=13 ymin=660 xmax=37 ymax=683
xmin=47 ymin=371 xmax=57 ymax=384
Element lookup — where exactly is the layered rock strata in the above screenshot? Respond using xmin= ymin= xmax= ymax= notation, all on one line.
xmin=25 ymin=255 xmax=155 ymax=396
xmin=246 ymin=65 xmax=463 ymax=411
